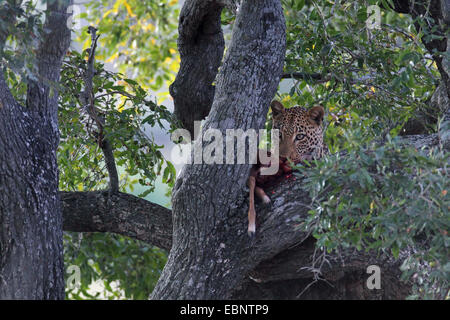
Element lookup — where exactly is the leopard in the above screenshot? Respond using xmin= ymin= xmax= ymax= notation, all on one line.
xmin=247 ymin=100 xmax=326 ymax=235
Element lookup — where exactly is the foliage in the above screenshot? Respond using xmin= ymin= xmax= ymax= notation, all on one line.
xmin=58 ymin=49 xmax=176 ymax=195
xmin=58 ymin=48 xmax=175 ymax=299
xmin=296 ymin=122 xmax=449 ymax=299
xmin=60 ymin=1 xmax=181 ymax=298
xmin=281 ymin=0 xmax=440 ymax=143
xmin=0 ymin=0 xmax=44 ymax=88
xmin=64 ymin=232 xmax=167 ymax=300
xmin=77 ymin=0 xmax=180 ymax=94
xmin=281 ymin=0 xmax=448 ymax=299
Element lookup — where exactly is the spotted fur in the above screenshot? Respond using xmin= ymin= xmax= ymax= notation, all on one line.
xmin=247 ymin=100 xmax=326 ymax=236
xmin=271 ymin=100 xmax=326 ymax=163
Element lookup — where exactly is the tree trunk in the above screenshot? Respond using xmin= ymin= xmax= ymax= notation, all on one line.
xmin=0 ymin=0 xmax=72 ymax=299
xmin=150 ymin=0 xmax=286 ymax=299
xmin=393 ymin=0 xmax=450 ymax=134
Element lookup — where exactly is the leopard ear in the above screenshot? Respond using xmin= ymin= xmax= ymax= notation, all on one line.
xmin=308 ymin=105 xmax=324 ymax=126
xmin=271 ymin=100 xmax=285 ymax=117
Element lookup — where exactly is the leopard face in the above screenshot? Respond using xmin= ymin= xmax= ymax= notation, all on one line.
xmin=271 ymin=100 xmax=326 ymax=163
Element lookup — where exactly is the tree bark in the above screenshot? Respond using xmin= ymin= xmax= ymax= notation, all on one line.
xmin=0 ymin=0 xmax=72 ymax=299
xmin=61 ymin=191 xmax=172 ymax=251
xmin=232 ymin=237 xmax=411 ymax=300
xmin=169 ymin=0 xmax=225 ymax=136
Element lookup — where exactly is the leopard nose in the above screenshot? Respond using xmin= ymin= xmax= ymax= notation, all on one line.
xmin=302 ymin=152 xmax=314 ymax=161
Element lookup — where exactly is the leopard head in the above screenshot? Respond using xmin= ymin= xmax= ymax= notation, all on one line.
xmin=271 ymin=100 xmax=325 ymax=163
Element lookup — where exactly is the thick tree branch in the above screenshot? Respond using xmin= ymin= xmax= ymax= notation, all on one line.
xmin=61 ymin=191 xmax=172 ymax=251
xmin=169 ymin=0 xmax=225 ymax=136
xmin=38 ymin=0 xmax=73 ymax=78
xmin=26 ymin=0 xmax=72 ymax=114
xmin=232 ymin=236 xmax=411 ymax=299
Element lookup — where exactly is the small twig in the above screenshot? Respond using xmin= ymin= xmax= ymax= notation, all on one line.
xmin=81 ymin=26 xmax=119 ymax=193
xmin=281 ymin=72 xmax=330 ymax=82
xmin=95 ymin=90 xmax=136 ymax=100
xmin=296 ymin=278 xmax=319 ymax=298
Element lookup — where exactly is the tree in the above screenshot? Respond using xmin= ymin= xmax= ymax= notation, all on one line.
xmin=0 ymin=0 xmax=448 ymax=300
xmin=0 ymin=0 xmax=72 ymax=299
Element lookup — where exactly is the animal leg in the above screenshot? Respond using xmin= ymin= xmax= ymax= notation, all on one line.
xmin=255 ymin=186 xmax=271 ymax=205
xmin=247 ymin=175 xmax=256 ymax=235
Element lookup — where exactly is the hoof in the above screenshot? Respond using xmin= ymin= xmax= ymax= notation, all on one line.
xmin=247 ymin=223 xmax=255 ymax=237
xmin=262 ymin=195 xmax=271 ymax=205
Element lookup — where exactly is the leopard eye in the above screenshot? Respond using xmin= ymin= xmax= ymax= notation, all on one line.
xmin=295 ymin=133 xmax=305 ymax=141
